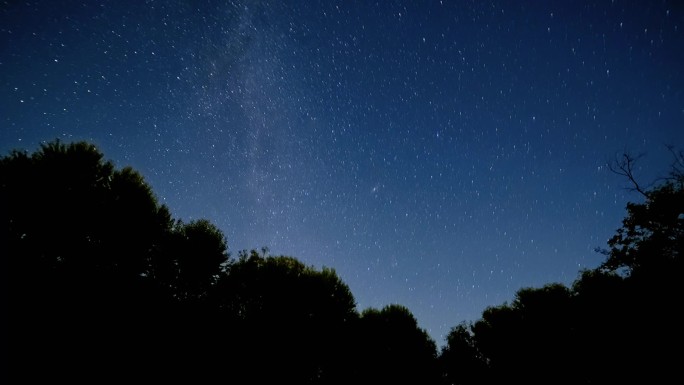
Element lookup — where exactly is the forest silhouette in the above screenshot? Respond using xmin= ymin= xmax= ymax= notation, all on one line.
xmin=1 ymin=140 xmax=682 ymax=383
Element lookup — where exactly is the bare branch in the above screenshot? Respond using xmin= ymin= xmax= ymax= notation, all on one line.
xmin=608 ymin=152 xmax=648 ymax=197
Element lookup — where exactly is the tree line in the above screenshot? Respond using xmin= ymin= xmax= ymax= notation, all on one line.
xmin=1 ymin=140 xmax=681 ymax=383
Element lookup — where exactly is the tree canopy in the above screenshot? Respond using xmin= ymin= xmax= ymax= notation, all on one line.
xmin=0 ymin=140 xmax=436 ymax=383
xmin=440 ymin=150 xmax=683 ymax=384
xmin=2 ymin=141 xmax=682 ymax=383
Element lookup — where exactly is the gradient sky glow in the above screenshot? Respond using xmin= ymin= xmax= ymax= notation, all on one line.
xmin=2 ymin=0 xmax=683 ymax=346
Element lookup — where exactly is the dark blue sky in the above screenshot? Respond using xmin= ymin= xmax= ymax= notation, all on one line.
xmin=2 ymin=0 xmax=683 ymax=346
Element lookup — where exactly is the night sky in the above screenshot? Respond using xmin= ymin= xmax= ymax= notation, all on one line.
xmin=2 ymin=0 xmax=683 ymax=346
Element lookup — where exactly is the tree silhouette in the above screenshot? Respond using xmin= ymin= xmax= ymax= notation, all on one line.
xmin=438 ymin=322 xmax=487 ymax=385
xmin=2 ymin=140 xmax=376 ymax=383
xmin=208 ymin=249 xmax=359 ymax=383
xmin=570 ymin=269 xmax=635 ymax=383
xmin=602 ymin=181 xmax=683 ymax=278
xmin=13 ymin=139 xmax=682 ymax=383
xmin=159 ymin=219 xmax=229 ymax=300
xmin=0 ymin=140 xmax=225 ymax=381
xmin=0 ymin=141 xmax=174 ymax=280
xmin=470 ymin=284 xmax=574 ymax=384
xmin=354 ymin=304 xmax=439 ymax=384
xmin=592 ymin=150 xmax=684 ymax=381
xmin=447 ymin=150 xmax=684 ymax=384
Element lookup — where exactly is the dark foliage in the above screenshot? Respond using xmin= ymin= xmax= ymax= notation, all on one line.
xmin=355 ymin=304 xmax=439 ymax=384
xmin=2 ymin=141 xmax=681 ymax=383
xmin=208 ymin=250 xmax=360 ymax=383
xmin=440 ymin=150 xmax=683 ymax=384
xmin=438 ymin=323 xmax=487 ymax=385
xmin=0 ymin=140 xmax=438 ymax=383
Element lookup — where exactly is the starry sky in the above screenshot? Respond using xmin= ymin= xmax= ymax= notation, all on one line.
xmin=2 ymin=0 xmax=683 ymax=346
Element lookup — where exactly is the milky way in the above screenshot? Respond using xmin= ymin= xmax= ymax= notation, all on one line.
xmin=2 ymin=0 xmax=683 ymax=346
